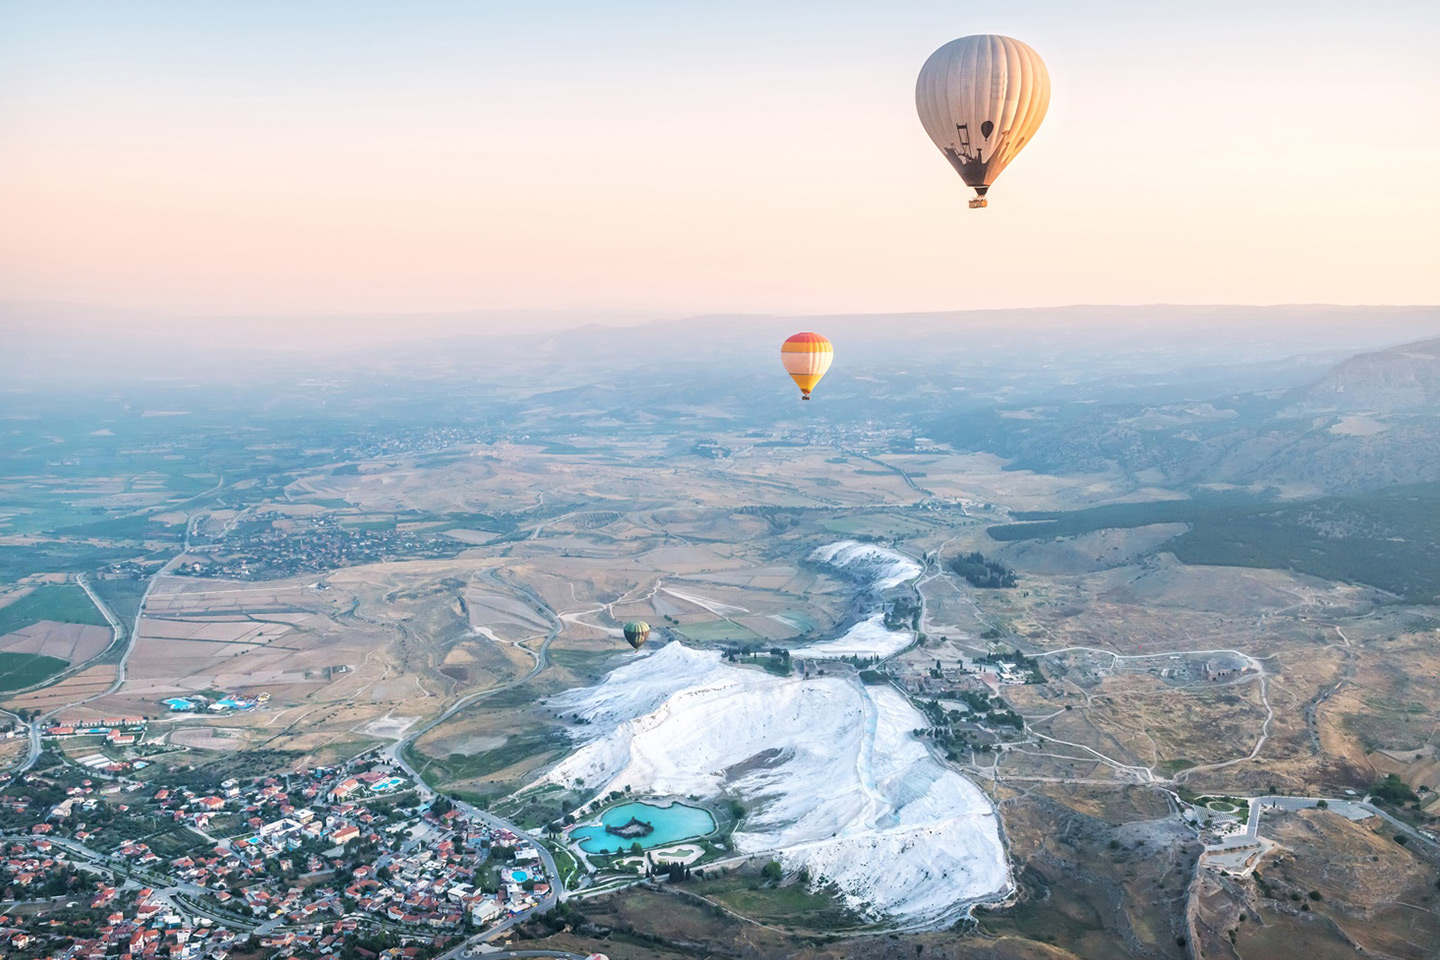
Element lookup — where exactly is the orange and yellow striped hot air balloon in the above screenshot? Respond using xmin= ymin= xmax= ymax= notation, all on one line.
xmin=781 ymin=332 xmax=833 ymax=400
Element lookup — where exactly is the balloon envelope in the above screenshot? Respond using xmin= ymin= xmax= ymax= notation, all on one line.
xmin=781 ymin=332 xmax=833 ymax=399
xmin=622 ymin=621 xmax=650 ymax=650
xmin=915 ymin=34 xmax=1050 ymax=206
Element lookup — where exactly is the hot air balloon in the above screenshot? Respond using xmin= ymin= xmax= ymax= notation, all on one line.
xmin=781 ymin=332 xmax=833 ymax=400
xmin=915 ymin=34 xmax=1050 ymax=208
xmin=622 ymin=621 xmax=650 ymax=650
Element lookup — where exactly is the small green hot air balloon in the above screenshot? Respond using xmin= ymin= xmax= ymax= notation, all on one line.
xmin=622 ymin=621 xmax=650 ymax=650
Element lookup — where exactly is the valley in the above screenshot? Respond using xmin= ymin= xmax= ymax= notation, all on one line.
xmin=4 ymin=308 xmax=1440 ymax=959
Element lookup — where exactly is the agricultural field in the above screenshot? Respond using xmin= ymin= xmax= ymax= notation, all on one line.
xmin=0 ymin=584 xmax=108 ymax=634
xmin=0 ymin=621 xmax=113 ymax=669
xmin=6 ymin=663 xmax=117 ymax=715
xmin=3 ymin=335 xmax=1440 ymax=960
xmin=0 ymin=651 xmax=70 ymax=693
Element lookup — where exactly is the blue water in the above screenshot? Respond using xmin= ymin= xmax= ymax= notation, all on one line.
xmin=508 ymin=868 xmax=529 ymax=883
xmin=571 ymin=800 xmax=716 ymax=854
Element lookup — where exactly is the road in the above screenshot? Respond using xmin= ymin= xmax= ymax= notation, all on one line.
xmin=383 ymin=569 xmax=571 ymax=957
xmin=15 ymin=508 xmax=571 ymax=952
xmin=14 ymin=833 xmax=260 ymax=931
xmin=465 ymin=952 xmax=591 ymax=960
xmin=1026 ymin=644 xmax=1275 ymax=784
xmin=7 ymin=573 xmax=126 ymax=771
xmin=18 ymin=553 xmax=184 ymax=773
xmin=841 ymin=446 xmax=932 ymax=497
xmin=1246 ymin=795 xmax=1438 ymax=848
xmin=15 ymin=508 xmax=203 ymax=774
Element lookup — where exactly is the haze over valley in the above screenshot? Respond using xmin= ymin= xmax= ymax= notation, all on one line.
xmin=3 ymin=303 xmax=1440 ymax=959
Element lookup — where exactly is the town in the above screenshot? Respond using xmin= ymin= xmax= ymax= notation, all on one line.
xmin=0 ymin=753 xmax=561 ymax=960
xmin=174 ymin=514 xmax=472 ymax=581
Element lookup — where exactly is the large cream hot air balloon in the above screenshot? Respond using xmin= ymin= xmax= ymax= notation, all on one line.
xmin=916 ymin=34 xmax=1050 ymax=208
xmin=781 ymin=332 xmax=833 ymax=400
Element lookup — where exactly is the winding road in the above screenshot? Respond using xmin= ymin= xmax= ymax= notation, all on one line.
xmin=381 ymin=569 xmax=572 ymax=953
xmin=18 ymin=542 xmax=190 ymax=773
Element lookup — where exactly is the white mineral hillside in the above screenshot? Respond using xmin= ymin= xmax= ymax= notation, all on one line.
xmin=810 ymin=540 xmax=923 ymax=591
xmin=541 ymin=643 xmax=1008 ymax=926
xmin=793 ymin=612 xmax=911 ymax=659
xmin=793 ymin=541 xmax=921 ymax=659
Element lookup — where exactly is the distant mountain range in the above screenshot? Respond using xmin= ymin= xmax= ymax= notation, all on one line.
xmin=1287 ymin=337 xmax=1440 ymax=413
xmin=927 ymin=333 xmax=1440 ymax=496
xmin=4 ymin=301 xmax=1438 ymax=497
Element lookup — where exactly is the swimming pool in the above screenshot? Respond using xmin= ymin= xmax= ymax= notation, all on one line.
xmin=571 ymin=800 xmax=716 ymax=855
xmin=508 ymin=868 xmax=529 ymax=883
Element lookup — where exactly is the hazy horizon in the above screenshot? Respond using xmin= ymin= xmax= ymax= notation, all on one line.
xmin=5 ymin=299 xmax=1439 ymax=349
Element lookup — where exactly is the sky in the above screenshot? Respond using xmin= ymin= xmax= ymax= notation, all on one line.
xmin=1 ymin=0 xmax=1437 ymax=323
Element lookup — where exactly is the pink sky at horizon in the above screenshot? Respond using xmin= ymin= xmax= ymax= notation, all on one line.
xmin=1 ymin=1 xmax=1437 ymax=322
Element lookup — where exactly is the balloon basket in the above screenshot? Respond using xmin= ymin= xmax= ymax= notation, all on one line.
xmin=968 ymin=197 xmax=988 ymax=209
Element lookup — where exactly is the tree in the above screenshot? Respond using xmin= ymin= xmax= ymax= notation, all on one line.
xmin=1370 ymin=774 xmax=1418 ymax=805
xmin=761 ymin=861 xmax=783 ymax=883
xmin=948 ymin=551 xmax=1018 ymax=589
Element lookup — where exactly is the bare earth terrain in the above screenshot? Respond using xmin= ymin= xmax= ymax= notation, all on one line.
xmin=6 ymin=424 xmax=1438 ymax=959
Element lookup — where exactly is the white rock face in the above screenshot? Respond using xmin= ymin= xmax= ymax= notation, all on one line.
xmin=795 ymin=540 xmax=922 ymax=659
xmin=793 ymin=613 xmax=911 ymax=659
xmin=542 ymin=644 xmax=1008 ymax=926
xmin=810 ymin=540 xmax=923 ymax=591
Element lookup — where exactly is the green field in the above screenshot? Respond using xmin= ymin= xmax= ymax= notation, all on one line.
xmin=414 ymin=728 xmax=570 ymax=787
xmin=0 ymin=651 xmax=70 ymax=693
xmin=548 ymin=647 xmax=628 ymax=678
xmin=338 ymin=517 xmax=398 ymax=531
xmin=771 ymin=610 xmax=820 ymax=634
xmin=53 ymin=514 xmax=185 ymax=541
xmin=986 ymin=483 xmax=1440 ymax=602
xmin=688 ymin=874 xmax=863 ymax=930
xmin=0 ymin=544 xmax=138 ymax=582
xmin=672 ymin=620 xmax=764 ymax=644
xmin=88 ymin=579 xmax=148 ymax=627
xmin=0 ymin=584 xmax=108 ymax=635
xmin=822 ymin=514 xmax=935 ymax=538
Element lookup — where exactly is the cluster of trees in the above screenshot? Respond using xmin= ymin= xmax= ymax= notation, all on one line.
xmin=691 ymin=439 xmax=731 ymax=459
xmin=2 ymin=864 xmax=97 ymax=902
xmin=335 ymin=927 xmax=417 ymax=960
xmin=883 ymin=597 xmax=922 ymax=631
xmin=724 ymin=645 xmax=791 ymax=660
xmin=1370 ymin=773 xmax=1419 ymax=806
xmin=913 ymin=693 xmax=1024 ymax=760
xmin=948 ymin=551 xmax=1018 ymax=589
xmin=649 ymin=860 xmax=695 ymax=882
xmin=723 ymin=645 xmax=793 ymax=676
xmin=736 ymin=505 xmax=814 ymax=534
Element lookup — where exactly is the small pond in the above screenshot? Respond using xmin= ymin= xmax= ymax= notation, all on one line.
xmin=571 ymin=800 xmax=716 ymax=855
